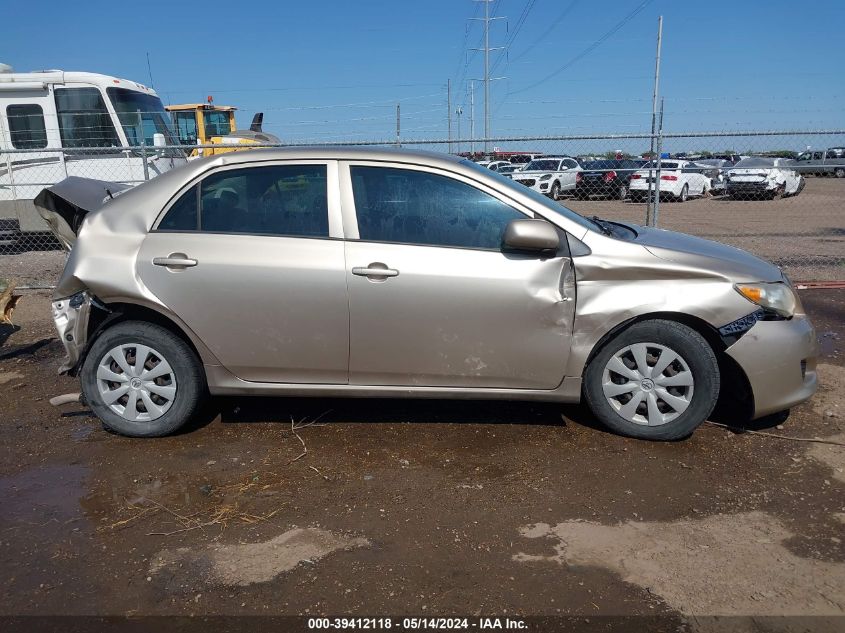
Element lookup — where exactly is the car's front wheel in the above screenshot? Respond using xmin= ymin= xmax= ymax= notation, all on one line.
xmin=550 ymin=181 xmax=561 ymax=200
xmin=583 ymin=320 xmax=719 ymax=440
xmin=81 ymin=321 xmax=205 ymax=437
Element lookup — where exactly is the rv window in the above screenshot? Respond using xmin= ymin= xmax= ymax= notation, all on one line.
xmin=54 ymin=88 xmax=120 ymax=148
xmin=6 ymin=104 xmax=48 ymax=149
xmin=107 ymin=87 xmax=178 ymax=146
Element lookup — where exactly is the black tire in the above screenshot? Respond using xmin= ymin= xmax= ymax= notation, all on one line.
xmin=834 ymin=167 xmax=845 ymax=178
xmin=583 ymin=319 xmax=720 ymax=441
xmin=550 ymin=181 xmax=561 ymax=201
xmin=676 ymin=184 xmax=689 ymax=203
xmin=81 ymin=320 xmax=205 ymax=437
xmin=617 ymin=184 xmax=628 ymax=200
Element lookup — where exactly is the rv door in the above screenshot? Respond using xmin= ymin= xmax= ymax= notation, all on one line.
xmin=0 ymin=83 xmax=67 ymax=232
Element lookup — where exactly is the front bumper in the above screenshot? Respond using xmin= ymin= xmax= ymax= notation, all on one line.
xmin=51 ymin=291 xmax=92 ymax=374
xmin=725 ymin=315 xmax=818 ymax=418
xmin=512 ymin=177 xmax=552 ymax=194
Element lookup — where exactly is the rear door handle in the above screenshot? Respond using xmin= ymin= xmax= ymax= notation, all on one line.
xmin=153 ymin=254 xmax=197 ymax=269
xmin=352 ymin=264 xmax=399 ymax=278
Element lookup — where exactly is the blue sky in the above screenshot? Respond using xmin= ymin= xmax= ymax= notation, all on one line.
xmin=5 ymin=0 xmax=844 ymax=143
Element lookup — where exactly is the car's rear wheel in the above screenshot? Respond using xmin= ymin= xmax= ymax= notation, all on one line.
xmin=81 ymin=321 xmax=205 ymax=437
xmin=617 ymin=184 xmax=628 ymax=200
xmin=834 ymin=167 xmax=845 ymax=178
xmin=583 ymin=320 xmax=719 ymax=441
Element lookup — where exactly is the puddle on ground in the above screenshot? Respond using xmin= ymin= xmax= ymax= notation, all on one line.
xmin=513 ymin=511 xmax=845 ymax=616
xmin=151 ymin=527 xmax=369 ymax=586
xmin=0 ymin=464 xmax=89 ymax=525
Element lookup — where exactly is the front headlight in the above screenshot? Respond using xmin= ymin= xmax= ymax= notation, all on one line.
xmin=539 ymin=174 xmax=552 ymax=181
xmin=735 ymin=282 xmax=796 ymax=317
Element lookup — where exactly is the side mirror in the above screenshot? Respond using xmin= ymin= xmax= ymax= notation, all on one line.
xmin=502 ymin=219 xmax=559 ymax=254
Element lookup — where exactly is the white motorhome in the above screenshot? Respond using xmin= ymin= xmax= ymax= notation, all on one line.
xmin=0 ymin=65 xmax=185 ymax=246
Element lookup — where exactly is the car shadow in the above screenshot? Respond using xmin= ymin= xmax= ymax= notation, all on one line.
xmin=205 ymin=395 xmax=571 ymax=429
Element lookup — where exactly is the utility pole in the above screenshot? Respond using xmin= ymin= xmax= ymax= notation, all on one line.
xmin=469 ymin=81 xmax=475 ymax=155
xmin=646 ymin=15 xmax=663 ymax=226
xmin=396 ymin=103 xmax=401 ymax=147
xmin=455 ymin=106 xmax=463 ymax=154
xmin=447 ymin=79 xmax=452 ymax=153
xmin=653 ymin=97 xmax=665 ymax=227
xmin=470 ymin=0 xmax=505 ymax=154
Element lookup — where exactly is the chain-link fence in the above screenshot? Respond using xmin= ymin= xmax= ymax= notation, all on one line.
xmin=2 ymin=130 xmax=843 ymax=287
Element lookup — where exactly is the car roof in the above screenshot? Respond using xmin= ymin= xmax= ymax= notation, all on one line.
xmin=188 ymin=146 xmax=466 ymax=168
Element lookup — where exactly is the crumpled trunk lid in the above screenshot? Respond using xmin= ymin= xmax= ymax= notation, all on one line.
xmin=33 ymin=177 xmax=132 ymax=250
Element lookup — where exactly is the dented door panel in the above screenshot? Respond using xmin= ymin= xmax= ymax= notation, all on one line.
xmin=345 ymin=240 xmax=574 ymax=389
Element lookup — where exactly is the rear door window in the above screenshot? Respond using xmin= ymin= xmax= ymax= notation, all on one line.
xmin=159 ymin=164 xmax=329 ymax=237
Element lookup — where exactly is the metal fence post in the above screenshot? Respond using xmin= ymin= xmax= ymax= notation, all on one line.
xmin=652 ymin=98 xmax=665 ymax=227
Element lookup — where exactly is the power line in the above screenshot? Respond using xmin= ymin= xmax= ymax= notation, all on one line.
xmin=490 ymin=0 xmax=538 ymax=75
xmin=508 ymin=0 xmax=654 ymax=96
xmin=510 ymin=0 xmax=579 ymax=63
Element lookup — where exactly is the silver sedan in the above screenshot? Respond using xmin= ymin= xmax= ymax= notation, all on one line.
xmin=40 ymin=147 xmax=818 ymax=440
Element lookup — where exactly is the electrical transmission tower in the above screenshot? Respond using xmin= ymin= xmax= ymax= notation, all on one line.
xmin=469 ymin=0 xmax=505 ymax=153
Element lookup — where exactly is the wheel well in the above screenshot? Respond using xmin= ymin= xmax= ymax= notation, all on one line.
xmin=582 ymin=311 xmax=754 ymax=419
xmin=82 ymin=302 xmax=203 ymax=371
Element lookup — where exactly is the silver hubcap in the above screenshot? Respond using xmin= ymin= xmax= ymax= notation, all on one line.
xmin=601 ymin=342 xmax=694 ymax=426
xmin=96 ymin=344 xmax=177 ymax=422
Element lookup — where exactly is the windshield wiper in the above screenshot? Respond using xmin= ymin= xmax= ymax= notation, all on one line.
xmin=590 ymin=215 xmax=614 ymax=236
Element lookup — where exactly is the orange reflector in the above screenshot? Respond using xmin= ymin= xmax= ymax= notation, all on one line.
xmin=737 ymin=286 xmax=763 ymax=302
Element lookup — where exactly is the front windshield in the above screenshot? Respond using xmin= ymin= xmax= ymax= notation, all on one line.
xmin=461 ymin=159 xmax=594 ymax=232
xmin=734 ymin=157 xmax=775 ymax=168
xmin=106 ymin=88 xmax=179 ymax=149
xmin=525 ymin=159 xmax=562 ymax=171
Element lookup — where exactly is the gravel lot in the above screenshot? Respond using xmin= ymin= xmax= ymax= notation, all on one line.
xmin=1 ymin=177 xmax=843 ymax=287
xmin=0 ymin=290 xmax=843 ymax=632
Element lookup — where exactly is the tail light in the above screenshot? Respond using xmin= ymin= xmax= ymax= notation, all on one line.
xmin=661 ymin=174 xmax=678 ymax=181
xmin=630 ymin=174 xmax=642 ymax=179
xmin=604 ymin=170 xmax=617 ymax=182
xmin=576 ymin=172 xmax=582 ymax=183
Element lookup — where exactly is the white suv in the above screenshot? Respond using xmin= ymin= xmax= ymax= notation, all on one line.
xmin=511 ymin=157 xmax=581 ymax=200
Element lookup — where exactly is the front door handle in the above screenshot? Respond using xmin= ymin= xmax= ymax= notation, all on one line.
xmin=352 ymin=263 xmax=399 ymax=279
xmin=153 ymin=253 xmax=197 ymax=269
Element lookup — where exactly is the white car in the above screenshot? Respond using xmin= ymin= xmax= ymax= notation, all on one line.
xmin=726 ymin=157 xmax=805 ymax=199
xmin=511 ymin=156 xmax=581 ymax=200
xmin=476 ymin=160 xmax=513 ymax=172
xmin=629 ymin=160 xmax=711 ymax=203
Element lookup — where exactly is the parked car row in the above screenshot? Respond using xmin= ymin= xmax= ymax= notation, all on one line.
xmin=477 ymin=155 xmax=806 ymax=202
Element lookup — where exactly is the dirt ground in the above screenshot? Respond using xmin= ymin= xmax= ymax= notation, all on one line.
xmin=1 ymin=177 xmax=843 ymax=287
xmin=0 ymin=290 xmax=844 ymax=632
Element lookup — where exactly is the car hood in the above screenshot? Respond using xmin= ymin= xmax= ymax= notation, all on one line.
xmin=629 ymin=224 xmax=783 ymax=282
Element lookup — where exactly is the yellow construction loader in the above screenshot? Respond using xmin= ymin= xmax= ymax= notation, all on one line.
xmin=165 ymin=101 xmax=280 ymax=157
